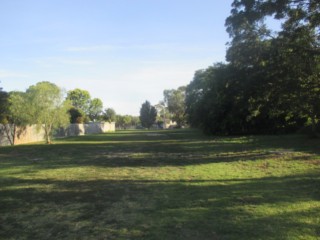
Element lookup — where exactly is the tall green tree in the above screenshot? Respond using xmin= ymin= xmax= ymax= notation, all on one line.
xmin=225 ymin=0 xmax=320 ymax=134
xmin=10 ymin=82 xmax=70 ymax=144
xmin=139 ymin=101 xmax=157 ymax=129
xmin=67 ymin=88 xmax=91 ymax=115
xmin=103 ymin=108 xmax=116 ymax=123
xmin=5 ymin=91 xmax=32 ymax=145
xmin=88 ymin=98 xmax=103 ymax=121
xmin=185 ymin=0 xmax=319 ymax=135
xmin=163 ymin=86 xmax=187 ymax=128
xmin=155 ymin=101 xmax=169 ymax=126
xmin=28 ymin=82 xmax=70 ymax=143
xmin=185 ymin=68 xmax=215 ymax=128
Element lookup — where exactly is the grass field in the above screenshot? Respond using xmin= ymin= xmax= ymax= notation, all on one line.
xmin=0 ymin=129 xmax=320 ymax=240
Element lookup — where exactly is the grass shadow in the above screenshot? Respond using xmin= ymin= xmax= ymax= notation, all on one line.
xmin=1 ymin=129 xmax=320 ymax=239
xmin=1 ymin=174 xmax=319 ymax=239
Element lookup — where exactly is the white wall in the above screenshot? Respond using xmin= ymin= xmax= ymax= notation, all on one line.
xmin=0 ymin=122 xmax=116 ymax=146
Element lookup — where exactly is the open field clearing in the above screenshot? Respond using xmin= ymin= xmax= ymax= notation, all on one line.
xmin=0 ymin=129 xmax=320 ymax=239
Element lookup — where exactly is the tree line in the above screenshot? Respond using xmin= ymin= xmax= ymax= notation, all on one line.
xmin=1 ymin=0 xmax=318 ymax=140
xmin=148 ymin=0 xmax=319 ymax=136
xmin=138 ymin=86 xmax=187 ymax=129
xmin=185 ymin=0 xmax=319 ymax=135
xmin=0 ymin=81 xmax=121 ymax=144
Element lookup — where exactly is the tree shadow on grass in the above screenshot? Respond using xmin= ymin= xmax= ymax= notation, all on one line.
xmin=1 ymin=130 xmax=320 ymax=239
xmin=1 ymin=130 xmax=320 ymax=172
xmin=0 ymin=144 xmax=287 ymax=172
xmin=0 ymin=173 xmax=319 ymax=240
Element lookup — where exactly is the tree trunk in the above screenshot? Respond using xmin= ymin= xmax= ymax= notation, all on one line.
xmin=2 ymin=124 xmax=15 ymax=145
xmin=44 ymin=125 xmax=52 ymax=144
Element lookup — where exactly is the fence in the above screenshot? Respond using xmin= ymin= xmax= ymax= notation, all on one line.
xmin=0 ymin=122 xmax=115 ymax=146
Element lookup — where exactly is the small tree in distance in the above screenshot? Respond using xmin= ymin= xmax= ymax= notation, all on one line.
xmin=103 ymin=108 xmax=116 ymax=123
xmin=139 ymin=100 xmax=157 ymax=129
xmin=164 ymin=86 xmax=186 ymax=128
xmin=67 ymin=88 xmax=91 ymax=114
xmin=68 ymin=107 xmax=85 ymax=123
xmin=88 ymin=98 xmax=103 ymax=121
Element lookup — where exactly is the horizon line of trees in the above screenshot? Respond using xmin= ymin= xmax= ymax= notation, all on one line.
xmin=0 ymin=81 xmax=120 ymax=144
xmin=2 ymin=0 xmax=319 ymax=139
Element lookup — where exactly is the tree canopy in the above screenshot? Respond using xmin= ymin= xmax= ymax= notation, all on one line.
xmin=139 ymin=101 xmax=157 ymax=129
xmin=163 ymin=86 xmax=187 ymax=128
xmin=88 ymin=98 xmax=103 ymax=121
xmin=185 ymin=0 xmax=320 ymax=135
xmin=67 ymin=88 xmax=104 ymax=122
xmin=103 ymin=108 xmax=116 ymax=123
xmin=9 ymin=82 xmax=70 ymax=143
xmin=67 ymin=88 xmax=91 ymax=114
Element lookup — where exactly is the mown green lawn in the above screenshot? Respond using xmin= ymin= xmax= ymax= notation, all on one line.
xmin=0 ymin=129 xmax=319 ymax=240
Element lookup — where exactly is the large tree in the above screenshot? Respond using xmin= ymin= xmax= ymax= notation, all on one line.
xmin=3 ymin=91 xmax=32 ymax=145
xmin=155 ymin=101 xmax=169 ymax=126
xmin=184 ymin=0 xmax=319 ymax=135
xmin=225 ymin=0 xmax=320 ymax=134
xmin=67 ymin=89 xmax=104 ymax=122
xmin=103 ymin=108 xmax=116 ymax=123
xmin=10 ymin=82 xmax=70 ymax=144
xmin=88 ymin=98 xmax=103 ymax=121
xmin=67 ymin=88 xmax=91 ymax=115
xmin=139 ymin=101 xmax=157 ymax=129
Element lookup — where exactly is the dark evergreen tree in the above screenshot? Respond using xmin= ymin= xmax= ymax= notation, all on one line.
xmin=139 ymin=101 xmax=157 ymax=129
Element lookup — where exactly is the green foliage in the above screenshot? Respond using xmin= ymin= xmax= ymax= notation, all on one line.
xmin=163 ymin=86 xmax=186 ymax=127
xmin=0 ymin=88 xmax=9 ymax=124
xmin=186 ymin=0 xmax=320 ymax=135
xmin=225 ymin=0 xmax=320 ymax=133
xmin=8 ymin=91 xmax=30 ymax=126
xmin=88 ymin=98 xmax=103 ymax=121
xmin=103 ymin=108 xmax=116 ymax=123
xmin=28 ymin=82 xmax=71 ymax=143
xmin=115 ymin=114 xmax=139 ymax=129
xmin=67 ymin=89 xmax=104 ymax=122
xmin=0 ymin=88 xmax=16 ymax=145
xmin=66 ymin=88 xmax=91 ymax=115
xmin=154 ymin=101 xmax=168 ymax=123
xmin=68 ymin=107 xmax=86 ymax=123
xmin=9 ymin=82 xmax=70 ymax=144
xmin=139 ymin=101 xmax=157 ymax=129
xmin=130 ymin=115 xmax=140 ymax=127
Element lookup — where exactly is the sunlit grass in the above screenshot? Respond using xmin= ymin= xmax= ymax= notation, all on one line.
xmin=0 ymin=129 xmax=319 ymax=239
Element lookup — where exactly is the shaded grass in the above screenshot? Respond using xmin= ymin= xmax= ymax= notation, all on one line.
xmin=0 ymin=129 xmax=320 ymax=239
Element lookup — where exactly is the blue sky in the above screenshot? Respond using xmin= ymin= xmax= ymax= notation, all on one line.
xmin=0 ymin=0 xmax=233 ymax=115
